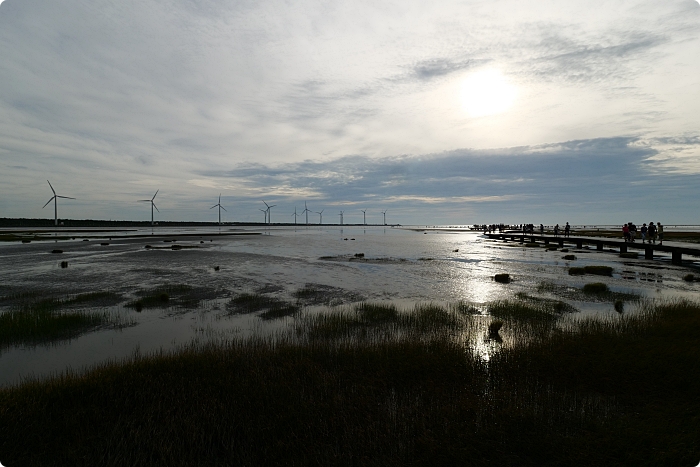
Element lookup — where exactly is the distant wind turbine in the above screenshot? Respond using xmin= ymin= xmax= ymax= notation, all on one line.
xmin=42 ymin=180 xmax=75 ymax=226
xmin=360 ymin=209 xmax=367 ymax=225
xmin=259 ymin=208 xmax=267 ymax=224
xmin=339 ymin=210 xmax=344 ymax=225
xmin=138 ymin=190 xmax=159 ymax=226
xmin=316 ymin=209 xmax=324 ymax=224
xmin=291 ymin=207 xmax=298 ymax=224
xmin=262 ymin=200 xmax=276 ymax=224
xmin=302 ymin=202 xmax=310 ymax=225
xmin=381 ymin=210 xmax=387 ymax=225
xmin=210 ymin=194 xmax=227 ymax=225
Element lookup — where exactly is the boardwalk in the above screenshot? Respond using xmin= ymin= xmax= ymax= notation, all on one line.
xmin=485 ymin=232 xmax=700 ymax=265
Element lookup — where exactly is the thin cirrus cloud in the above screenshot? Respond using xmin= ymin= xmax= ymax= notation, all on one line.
xmin=0 ymin=0 xmax=698 ymax=224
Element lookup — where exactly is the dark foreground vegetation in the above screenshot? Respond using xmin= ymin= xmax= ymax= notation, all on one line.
xmin=1 ymin=300 xmax=699 ymax=466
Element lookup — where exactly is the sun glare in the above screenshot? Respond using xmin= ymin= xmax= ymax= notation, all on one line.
xmin=460 ymin=69 xmax=517 ymax=118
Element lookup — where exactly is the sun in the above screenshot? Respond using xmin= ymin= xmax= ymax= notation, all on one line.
xmin=460 ymin=69 xmax=517 ymax=118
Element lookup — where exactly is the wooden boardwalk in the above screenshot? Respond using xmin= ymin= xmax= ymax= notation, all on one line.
xmin=485 ymin=233 xmax=700 ymax=266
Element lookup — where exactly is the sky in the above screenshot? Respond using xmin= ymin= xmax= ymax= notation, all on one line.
xmin=0 ymin=0 xmax=698 ymax=225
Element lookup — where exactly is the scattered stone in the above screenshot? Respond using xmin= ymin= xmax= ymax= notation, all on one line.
xmin=60 ymin=261 xmax=68 ymax=268
xmin=51 ymin=249 xmax=63 ymax=254
xmin=494 ymin=273 xmax=511 ymax=284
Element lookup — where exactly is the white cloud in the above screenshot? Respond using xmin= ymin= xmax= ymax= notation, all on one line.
xmin=0 ymin=0 xmax=698 ymax=223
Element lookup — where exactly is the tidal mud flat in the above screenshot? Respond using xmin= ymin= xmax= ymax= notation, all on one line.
xmin=1 ymin=226 xmax=699 ymax=386
xmin=1 ymin=226 xmax=699 ymax=465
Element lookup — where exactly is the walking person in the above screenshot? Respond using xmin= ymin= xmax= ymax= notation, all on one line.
xmin=641 ymin=223 xmax=648 ymax=243
xmin=622 ymin=224 xmax=630 ymax=242
xmin=629 ymin=223 xmax=637 ymax=242
xmin=565 ymin=222 xmax=571 ymax=238
xmin=554 ymin=224 xmax=560 ymax=237
xmin=648 ymin=222 xmax=657 ymax=244
xmin=540 ymin=224 xmax=544 ymax=235
xmin=657 ymin=222 xmax=664 ymax=245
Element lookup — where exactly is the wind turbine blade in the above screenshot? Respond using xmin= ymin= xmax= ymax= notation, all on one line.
xmin=42 ymin=197 xmax=55 ymax=208
xmin=57 ymin=196 xmax=75 ymax=199
xmin=153 ymin=203 xmax=160 ymax=212
xmin=210 ymin=205 xmax=217 ymax=209
xmin=47 ymin=180 xmax=56 ymax=195
xmin=270 ymin=205 xmax=276 ymax=208
xmin=262 ymin=200 xmax=269 ymax=208
xmin=152 ymin=189 xmax=159 ymax=200
xmin=221 ymin=206 xmax=227 ymax=211
xmin=138 ymin=199 xmax=151 ymax=202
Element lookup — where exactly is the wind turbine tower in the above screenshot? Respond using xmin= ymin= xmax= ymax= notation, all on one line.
xmin=382 ymin=210 xmax=387 ymax=226
xmin=262 ymin=200 xmax=276 ymax=224
xmin=302 ymin=202 xmax=310 ymax=225
xmin=339 ymin=210 xmax=344 ymax=225
xmin=210 ymin=194 xmax=227 ymax=224
xmin=292 ymin=207 xmax=298 ymax=224
xmin=138 ymin=190 xmax=159 ymax=226
xmin=259 ymin=208 xmax=268 ymax=224
xmin=42 ymin=180 xmax=75 ymax=226
xmin=316 ymin=209 xmax=324 ymax=224
xmin=361 ymin=209 xmax=367 ymax=225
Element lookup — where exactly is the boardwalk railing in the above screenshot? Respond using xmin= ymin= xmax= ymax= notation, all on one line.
xmin=485 ymin=233 xmax=700 ymax=266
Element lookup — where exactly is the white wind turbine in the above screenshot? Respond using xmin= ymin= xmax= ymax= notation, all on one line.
xmin=339 ymin=210 xmax=344 ymax=225
xmin=210 ymin=194 xmax=227 ymax=224
xmin=381 ymin=210 xmax=387 ymax=225
xmin=259 ymin=208 xmax=268 ymax=223
xmin=42 ymin=180 xmax=75 ymax=226
xmin=316 ymin=209 xmax=324 ymax=224
xmin=302 ymin=201 xmax=310 ymax=225
xmin=360 ymin=209 xmax=367 ymax=225
xmin=262 ymin=200 xmax=276 ymax=224
xmin=138 ymin=190 xmax=159 ymax=226
xmin=291 ymin=207 xmax=298 ymax=224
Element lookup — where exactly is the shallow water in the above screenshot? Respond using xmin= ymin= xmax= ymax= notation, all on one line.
xmin=1 ymin=226 xmax=698 ymax=386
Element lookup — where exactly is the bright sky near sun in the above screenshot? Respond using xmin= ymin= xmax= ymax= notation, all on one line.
xmin=0 ymin=0 xmax=699 ymax=224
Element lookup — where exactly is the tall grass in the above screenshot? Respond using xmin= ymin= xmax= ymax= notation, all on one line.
xmin=0 ymin=292 xmax=125 ymax=349
xmin=1 ymin=299 xmax=698 ymax=466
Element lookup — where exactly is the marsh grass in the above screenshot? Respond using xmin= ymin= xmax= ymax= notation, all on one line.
xmin=1 ymin=300 xmax=699 ymax=466
xmin=562 ymin=254 xmax=577 ymax=260
xmin=0 ymin=292 xmax=126 ymax=348
xmin=227 ymin=293 xmax=298 ymax=320
xmin=125 ymin=284 xmax=219 ymax=310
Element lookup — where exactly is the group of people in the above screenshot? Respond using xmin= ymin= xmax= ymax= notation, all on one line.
xmin=622 ymin=222 xmax=664 ymax=244
xmin=552 ymin=222 xmax=571 ymax=237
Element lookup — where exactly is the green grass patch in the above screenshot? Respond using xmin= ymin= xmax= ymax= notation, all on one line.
xmin=0 ymin=293 xmax=125 ymax=348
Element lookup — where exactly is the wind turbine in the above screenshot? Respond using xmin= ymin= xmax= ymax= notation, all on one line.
xmin=360 ymin=209 xmax=367 ymax=225
xmin=339 ymin=210 xmax=344 ymax=225
xmin=42 ymin=180 xmax=75 ymax=226
xmin=138 ymin=190 xmax=160 ymax=226
xmin=259 ymin=208 xmax=268 ymax=224
xmin=210 ymin=194 xmax=227 ymax=225
xmin=381 ymin=210 xmax=387 ymax=225
xmin=262 ymin=200 xmax=276 ymax=224
xmin=302 ymin=202 xmax=310 ymax=225
xmin=316 ymin=209 xmax=324 ymax=224
xmin=291 ymin=207 xmax=298 ymax=224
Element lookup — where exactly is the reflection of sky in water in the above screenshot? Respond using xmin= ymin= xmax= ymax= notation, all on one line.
xmin=1 ymin=226 xmax=699 ymax=386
